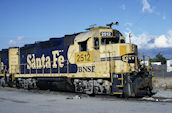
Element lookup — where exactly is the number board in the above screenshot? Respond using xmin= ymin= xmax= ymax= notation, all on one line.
xmin=100 ymin=32 xmax=112 ymax=37
xmin=75 ymin=51 xmax=93 ymax=63
xmin=121 ymin=54 xmax=135 ymax=63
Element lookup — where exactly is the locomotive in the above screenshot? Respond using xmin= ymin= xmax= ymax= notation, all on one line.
xmin=0 ymin=23 xmax=152 ymax=97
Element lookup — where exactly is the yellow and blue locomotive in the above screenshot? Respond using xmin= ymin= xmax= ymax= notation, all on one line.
xmin=0 ymin=24 xmax=152 ymax=97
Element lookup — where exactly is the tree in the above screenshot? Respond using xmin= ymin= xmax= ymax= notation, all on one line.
xmin=150 ymin=52 xmax=166 ymax=64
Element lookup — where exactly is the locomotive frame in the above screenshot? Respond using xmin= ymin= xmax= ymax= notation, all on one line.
xmin=0 ymin=25 xmax=152 ymax=97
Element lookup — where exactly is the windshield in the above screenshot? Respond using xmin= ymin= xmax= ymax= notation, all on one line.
xmin=101 ymin=37 xmax=119 ymax=45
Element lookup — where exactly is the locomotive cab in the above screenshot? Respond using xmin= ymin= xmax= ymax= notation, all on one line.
xmin=68 ymin=26 xmax=152 ymax=97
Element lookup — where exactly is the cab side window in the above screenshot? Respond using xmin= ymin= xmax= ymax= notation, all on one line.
xmin=120 ymin=39 xmax=125 ymax=43
xmin=79 ymin=41 xmax=87 ymax=51
xmin=94 ymin=37 xmax=99 ymax=50
xmin=116 ymin=32 xmax=119 ymax=38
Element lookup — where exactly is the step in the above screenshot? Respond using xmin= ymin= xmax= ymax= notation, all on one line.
xmin=116 ymin=84 xmax=123 ymax=87
xmin=113 ymin=92 xmax=123 ymax=95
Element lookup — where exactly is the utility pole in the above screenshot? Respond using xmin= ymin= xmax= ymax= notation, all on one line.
xmin=129 ymin=33 xmax=132 ymax=44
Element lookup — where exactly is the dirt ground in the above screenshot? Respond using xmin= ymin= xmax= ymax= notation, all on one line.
xmin=0 ymin=87 xmax=172 ymax=113
xmin=152 ymin=77 xmax=172 ymax=89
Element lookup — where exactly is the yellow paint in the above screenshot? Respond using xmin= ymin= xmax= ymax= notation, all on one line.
xmin=110 ymin=58 xmax=113 ymax=83
xmin=82 ymin=74 xmax=87 ymax=77
xmin=147 ymin=56 xmax=150 ymax=72
xmin=14 ymin=73 xmax=110 ymax=78
xmin=95 ymin=73 xmax=100 ymax=77
xmin=0 ymin=74 xmax=4 ymax=77
xmin=9 ymin=47 xmax=20 ymax=74
xmin=113 ymin=92 xmax=122 ymax=95
xmin=120 ymin=45 xmax=126 ymax=56
xmin=129 ymin=44 xmax=132 ymax=53
xmin=75 ymin=51 xmax=93 ymax=63
xmin=111 ymin=74 xmax=113 ymax=83
xmin=12 ymin=74 xmax=15 ymax=81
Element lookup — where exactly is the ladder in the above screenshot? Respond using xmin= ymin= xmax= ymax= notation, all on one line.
xmin=112 ymin=73 xmax=125 ymax=95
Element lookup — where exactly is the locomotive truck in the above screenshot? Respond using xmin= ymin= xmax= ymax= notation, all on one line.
xmin=0 ymin=24 xmax=152 ymax=97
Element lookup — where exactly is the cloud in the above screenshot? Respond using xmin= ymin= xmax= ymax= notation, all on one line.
xmin=17 ymin=36 xmax=23 ymax=40
xmin=125 ymin=30 xmax=172 ymax=49
xmin=155 ymin=12 xmax=160 ymax=16
xmin=9 ymin=40 xmax=16 ymax=45
xmin=162 ymin=15 xmax=166 ymax=20
xmin=142 ymin=1 xmax=167 ymax=21
xmin=9 ymin=36 xmax=24 ymax=46
xmin=155 ymin=12 xmax=167 ymax=20
xmin=121 ymin=4 xmax=126 ymax=10
xmin=142 ymin=0 xmax=153 ymax=13
xmin=124 ymin=22 xmax=133 ymax=27
xmin=124 ymin=22 xmax=133 ymax=34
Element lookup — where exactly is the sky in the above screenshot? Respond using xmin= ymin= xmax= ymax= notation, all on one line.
xmin=0 ymin=0 xmax=172 ymax=58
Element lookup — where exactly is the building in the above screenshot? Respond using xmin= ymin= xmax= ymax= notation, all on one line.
xmin=151 ymin=62 xmax=161 ymax=66
xmin=141 ymin=61 xmax=162 ymax=66
xmin=167 ymin=60 xmax=172 ymax=72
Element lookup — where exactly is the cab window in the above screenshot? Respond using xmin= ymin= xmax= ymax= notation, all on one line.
xmin=101 ymin=38 xmax=119 ymax=45
xmin=120 ymin=39 xmax=125 ymax=43
xmin=116 ymin=32 xmax=120 ymax=38
xmin=94 ymin=37 xmax=99 ymax=50
xmin=79 ymin=41 xmax=87 ymax=51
